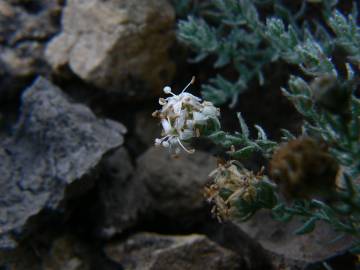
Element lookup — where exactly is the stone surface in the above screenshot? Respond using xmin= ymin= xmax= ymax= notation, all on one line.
xmin=0 ymin=77 xmax=126 ymax=248
xmin=41 ymin=235 xmax=89 ymax=270
xmin=0 ymin=233 xmax=123 ymax=270
xmin=236 ymin=209 xmax=353 ymax=269
xmin=200 ymin=221 xmax=274 ymax=270
xmin=46 ymin=0 xmax=175 ymax=97
xmin=0 ymin=0 xmax=62 ymax=100
xmin=105 ymin=232 xmax=244 ymax=270
xmin=134 ymin=147 xmax=217 ymax=224
xmin=97 ymin=147 xmax=150 ymax=237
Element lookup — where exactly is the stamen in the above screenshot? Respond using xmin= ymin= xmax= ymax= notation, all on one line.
xmin=195 ymin=128 xmax=200 ymax=137
xmin=159 ymin=98 xmax=167 ymax=105
xmin=177 ymin=137 xmax=195 ymax=154
xmin=155 ymin=135 xmax=171 ymax=146
xmin=163 ymin=86 xmax=176 ymax=96
xmin=152 ymin=110 xmax=160 ymax=118
xmin=181 ymin=76 xmax=196 ymax=94
xmin=160 ymin=135 xmax=171 ymax=141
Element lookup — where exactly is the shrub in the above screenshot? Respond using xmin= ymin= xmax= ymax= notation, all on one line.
xmin=157 ymin=0 xmax=360 ymax=252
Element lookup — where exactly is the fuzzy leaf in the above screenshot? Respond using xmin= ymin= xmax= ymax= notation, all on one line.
xmin=237 ymin=113 xmax=249 ymax=138
xmin=272 ymin=204 xmax=293 ymax=222
xmin=295 ymin=217 xmax=318 ymax=235
xmin=229 ymin=145 xmax=256 ymax=159
xmin=254 ymin=125 xmax=267 ymax=140
xmin=281 ymin=129 xmax=296 ymax=141
xmin=208 ymin=131 xmax=226 ymax=142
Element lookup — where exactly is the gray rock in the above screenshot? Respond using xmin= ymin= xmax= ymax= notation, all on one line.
xmin=0 ymin=77 xmax=126 ymax=248
xmin=134 ymin=147 xmax=217 ymax=224
xmin=105 ymin=232 xmax=244 ymax=270
xmin=0 ymin=0 xmax=62 ymax=100
xmin=46 ymin=0 xmax=175 ymax=97
xmin=98 ymin=147 xmax=150 ymax=236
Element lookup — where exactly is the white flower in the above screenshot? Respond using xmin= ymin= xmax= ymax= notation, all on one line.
xmin=152 ymin=76 xmax=220 ymax=154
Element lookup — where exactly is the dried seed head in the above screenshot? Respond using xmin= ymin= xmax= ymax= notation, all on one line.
xmin=269 ymin=137 xmax=339 ymax=199
xmin=310 ymin=75 xmax=351 ymax=116
xmin=205 ymin=161 xmax=262 ymax=222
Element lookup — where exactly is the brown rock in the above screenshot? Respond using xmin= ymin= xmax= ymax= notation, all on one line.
xmin=46 ymin=0 xmax=175 ymax=97
xmin=105 ymin=232 xmax=244 ymax=270
xmin=42 ymin=236 xmax=89 ymax=270
xmin=0 ymin=0 xmax=62 ymax=100
xmin=236 ymin=209 xmax=353 ymax=269
xmin=134 ymin=108 xmax=161 ymax=147
xmin=98 ymin=147 xmax=151 ymax=237
xmin=0 ymin=233 xmax=122 ymax=270
xmin=134 ymin=147 xmax=217 ymax=224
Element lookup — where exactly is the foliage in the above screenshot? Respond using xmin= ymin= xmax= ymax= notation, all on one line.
xmin=177 ymin=0 xmax=273 ymax=106
xmin=176 ymin=0 xmax=358 ymax=107
xmin=160 ymin=0 xmax=360 ymax=253
xmin=208 ymin=112 xmax=277 ymax=159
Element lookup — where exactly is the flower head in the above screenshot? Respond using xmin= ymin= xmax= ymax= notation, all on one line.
xmin=153 ymin=77 xmax=220 ymax=154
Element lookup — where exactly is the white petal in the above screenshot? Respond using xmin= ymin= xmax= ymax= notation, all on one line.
xmin=162 ymin=141 xmax=170 ymax=147
xmin=175 ymin=110 xmax=186 ymax=130
xmin=193 ymin=112 xmax=207 ymax=123
xmin=173 ymin=101 xmax=182 ymax=115
xmin=180 ymin=92 xmax=201 ymax=102
xmin=179 ymin=129 xmax=194 ymax=140
xmin=202 ymin=105 xmax=218 ymax=116
xmin=161 ymin=119 xmax=172 ymax=133
xmin=186 ymin=120 xmax=194 ymax=129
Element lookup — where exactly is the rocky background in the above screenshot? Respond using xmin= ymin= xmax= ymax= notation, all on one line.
xmin=0 ymin=0 xmax=355 ymax=269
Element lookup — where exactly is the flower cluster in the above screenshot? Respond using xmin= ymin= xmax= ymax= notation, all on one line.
xmin=152 ymin=77 xmax=220 ymax=154
xmin=204 ymin=160 xmax=262 ymax=222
